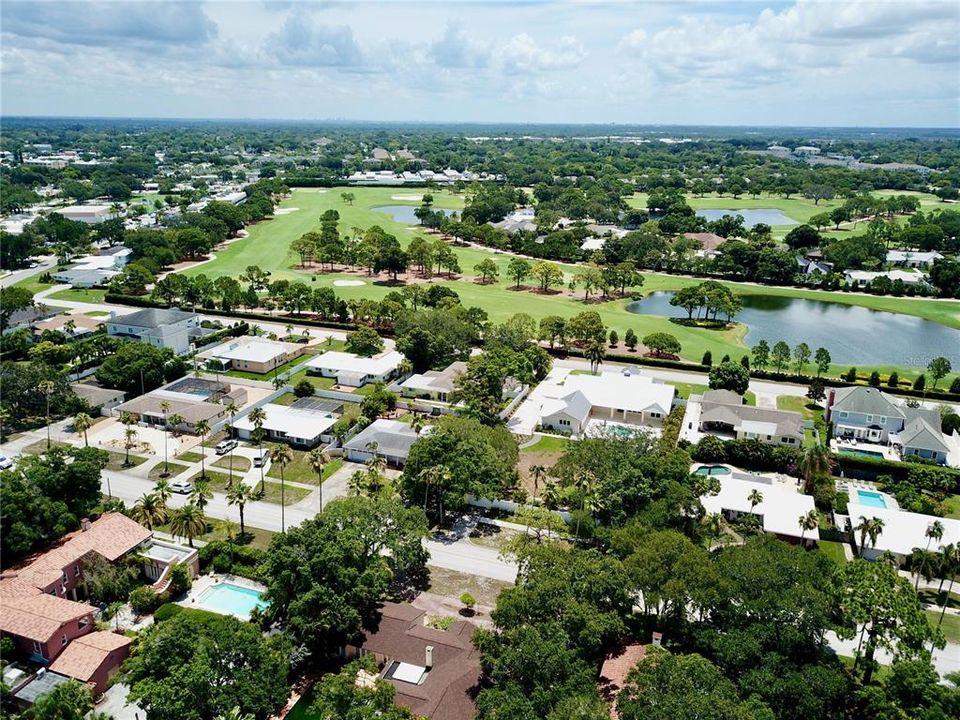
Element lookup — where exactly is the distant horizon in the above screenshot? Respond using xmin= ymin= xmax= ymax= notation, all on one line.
xmin=3 ymin=114 xmax=958 ymax=134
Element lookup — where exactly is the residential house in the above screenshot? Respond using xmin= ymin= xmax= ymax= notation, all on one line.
xmin=70 ymin=383 xmax=126 ymax=415
xmin=886 ymin=250 xmax=944 ymax=269
xmin=397 ymin=362 xmax=467 ymax=403
xmin=198 ymin=336 xmax=305 ymax=375
xmin=826 ymin=386 xmax=949 ymax=463
xmin=696 ymin=389 xmax=804 ymax=446
xmin=51 ymin=268 xmax=119 ymax=288
xmin=48 ymin=631 xmax=132 ymax=694
xmin=106 ymin=307 xmax=203 ymax=355
xmin=344 ymin=419 xmax=419 ymax=466
xmin=2 ymin=305 xmax=58 ymax=336
xmin=33 ymin=313 xmax=103 ymax=340
xmin=697 ymin=468 xmax=820 ymax=544
xmin=845 ymin=498 xmax=959 ymax=564
xmin=844 ymin=269 xmax=928 ymax=288
xmin=342 ymin=602 xmax=480 ymax=720
xmin=683 ymin=232 xmax=726 ymax=258
xmin=797 ymin=256 xmax=833 ymax=275
xmin=112 ymin=376 xmax=247 ymax=433
xmin=305 ymin=349 xmax=405 ymax=387
xmin=56 ymin=205 xmax=113 ymax=224
xmin=234 ymin=399 xmax=341 ymax=448
xmin=535 ymin=370 xmax=675 ymax=437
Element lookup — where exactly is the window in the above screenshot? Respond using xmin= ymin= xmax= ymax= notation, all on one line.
xmin=74 ymin=564 xmax=80 ymax=577
xmin=838 ymin=411 xmax=848 ymax=419
xmin=61 ymin=635 xmax=68 ymax=646
xmin=866 ymin=415 xmax=873 ymax=423
xmin=79 ymin=617 xmax=90 ymax=629
xmin=879 ymin=416 xmax=886 ymax=425
xmin=558 ymin=418 xmax=570 ymax=426
xmin=650 ymin=412 xmax=661 ymax=419
xmin=32 ymin=640 xmax=43 ymax=656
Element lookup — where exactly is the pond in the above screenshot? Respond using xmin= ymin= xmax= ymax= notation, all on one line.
xmin=626 ymin=292 xmax=960 ymax=367
xmin=373 ymin=205 xmax=456 ymax=225
xmin=695 ymin=208 xmax=798 ymax=227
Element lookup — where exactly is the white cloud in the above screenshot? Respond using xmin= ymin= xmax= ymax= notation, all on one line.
xmin=500 ymin=33 xmax=587 ymax=73
xmin=430 ymin=22 xmax=490 ymax=69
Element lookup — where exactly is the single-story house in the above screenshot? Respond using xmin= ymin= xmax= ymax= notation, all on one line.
xmin=844 ymin=269 xmax=928 ymax=287
xmin=797 ymin=256 xmax=834 ymax=275
xmin=886 ymin=250 xmax=943 ymax=269
xmin=306 ymin=349 xmax=405 ymax=387
xmin=344 ymin=419 xmax=419 ymax=466
xmin=234 ymin=399 xmax=340 ymax=448
xmin=51 ymin=268 xmax=119 ymax=288
xmin=697 ymin=389 xmax=804 ymax=446
xmin=897 ymin=417 xmax=951 ymax=465
xmin=845 ymin=500 xmax=960 ymax=564
xmin=536 ymin=370 xmax=675 ymax=436
xmin=199 ymin=336 xmax=305 ymax=375
xmin=698 ymin=469 xmax=819 ymax=544
xmin=684 ymin=232 xmax=726 ymax=257
xmin=112 ymin=377 xmax=247 ymax=432
xmin=70 ymin=383 xmax=126 ymax=415
xmin=397 ymin=361 xmax=468 ymax=403
xmin=33 ymin=313 xmax=103 ymax=339
xmin=10 ymin=670 xmax=75 ymax=710
xmin=56 ymin=204 xmax=113 ymax=224
xmin=48 ymin=631 xmax=132 ymax=694
xmin=2 ymin=305 xmax=58 ymax=336
xmin=342 ymin=602 xmax=480 ymax=720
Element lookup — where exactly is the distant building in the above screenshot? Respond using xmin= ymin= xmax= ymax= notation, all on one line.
xmin=306 ymin=350 xmax=405 ymax=387
xmin=695 ymin=389 xmax=804 ymax=447
xmin=106 ymin=307 xmax=202 ymax=355
xmin=112 ymin=377 xmax=247 ymax=433
xmin=397 ymin=362 xmax=468 ymax=403
xmin=70 ymin=383 xmax=126 ymax=415
xmin=33 ymin=313 xmax=103 ymax=340
xmin=886 ymin=250 xmax=944 ymax=269
xmin=198 ymin=336 xmax=305 ymax=375
xmin=844 ymin=269 xmax=928 ymax=288
xmin=56 ymin=205 xmax=114 ymax=224
xmin=845 ymin=497 xmax=959 ymax=564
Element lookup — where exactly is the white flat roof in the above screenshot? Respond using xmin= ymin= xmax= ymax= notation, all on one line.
xmin=305 ymin=349 xmax=403 ymax=376
xmin=739 ymin=420 xmax=779 ymax=436
xmin=234 ymin=403 xmax=338 ymax=439
xmin=392 ymin=662 xmax=426 ymax=685
xmin=551 ymin=371 xmax=675 ymax=415
xmin=846 ymin=502 xmax=960 ymax=556
xmin=700 ymin=475 xmax=817 ymax=540
xmin=214 ymin=339 xmax=288 ymax=364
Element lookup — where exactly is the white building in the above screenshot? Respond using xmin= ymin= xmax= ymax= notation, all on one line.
xmin=698 ymin=467 xmax=819 ymax=544
xmin=305 ymin=350 xmax=405 ymax=387
xmin=343 ymin=419 xmax=419 ymax=466
xmin=57 ymin=205 xmax=114 ymax=224
xmin=844 ymin=269 xmax=928 ymax=287
xmin=535 ymin=369 xmax=675 ymax=437
xmin=234 ymin=400 xmax=339 ymax=448
xmin=397 ymin=362 xmax=467 ymax=403
xmin=845 ymin=495 xmax=960 ymax=564
xmin=106 ymin=307 xmax=202 ymax=355
xmin=885 ymin=250 xmax=944 ymax=269
xmin=199 ymin=336 xmax=304 ymax=374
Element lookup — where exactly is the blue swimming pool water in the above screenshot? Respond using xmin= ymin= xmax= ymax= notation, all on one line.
xmin=695 ymin=465 xmax=732 ymax=476
xmin=839 ymin=448 xmax=885 ymax=460
xmin=856 ymin=490 xmax=888 ymax=509
xmin=196 ymin=583 xmax=266 ymax=618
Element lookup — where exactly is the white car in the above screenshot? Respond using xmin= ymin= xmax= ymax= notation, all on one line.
xmin=0 ymin=455 xmax=14 ymax=470
xmin=170 ymin=480 xmax=193 ymax=494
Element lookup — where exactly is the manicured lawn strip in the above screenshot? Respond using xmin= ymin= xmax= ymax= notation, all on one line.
xmin=212 ymin=455 xmax=252 ymax=472
xmin=180 ymin=187 xmax=960 ymax=373
xmin=12 ymin=274 xmax=55 ymax=295
xmin=176 ymin=451 xmax=203 ymax=463
xmin=148 ymin=461 xmax=188 ymax=481
xmin=256 ymin=479 xmax=312 ymax=505
xmin=224 ymin=355 xmax=307 ymax=380
xmin=521 ymin=435 xmax=570 ymax=454
xmin=267 ymin=451 xmax=342 ymax=485
xmin=156 ymin=516 xmax=277 ymax=551
xmin=287 ymin=369 xmax=336 ymax=390
xmin=838 ymin=655 xmax=891 ymax=682
xmin=272 ymin=392 xmax=298 ymax=406
xmin=776 ymin=395 xmax=824 ymax=422
xmin=187 ymin=470 xmax=234 ymax=491
xmin=818 ymin=540 xmax=848 ymax=565
xmin=742 ymin=391 xmax=756 ymax=406
xmin=667 ymin=382 xmax=709 ymax=400
xmin=943 ymin=495 xmax=960 ymax=520
xmin=926 ymin=610 xmax=960 ymax=645
xmin=104 ymin=451 xmax=147 ymax=470
xmin=48 ymin=287 xmax=108 ymax=304
xmin=22 ymin=439 xmax=71 ymax=455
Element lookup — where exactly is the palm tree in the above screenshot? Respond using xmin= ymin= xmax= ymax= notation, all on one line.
xmin=309 ymin=448 xmax=330 ymax=511
xmin=348 ymin=470 xmax=368 ymax=497
xmin=169 ymin=504 xmax=206 ymax=548
xmin=131 ymin=492 xmax=167 ymax=530
xmin=153 ymin=478 xmax=173 ymax=507
xmin=249 ymin=406 xmax=267 ymax=490
xmin=854 ymin=516 xmax=885 ymax=557
xmin=798 ymin=509 xmax=819 ymax=545
xmin=190 ymin=477 xmax=212 ymax=511
xmin=73 ymin=412 xmax=93 ymax=447
xmin=168 ymin=413 xmax=185 ymax=438
xmin=585 ymin=340 xmax=605 ymax=374
xmin=365 ymin=443 xmax=387 ymax=478
xmin=530 ymin=465 xmax=547 ymax=503
xmin=272 ymin=443 xmax=292 ymax=533
xmin=224 ymin=402 xmax=239 ymax=487
xmin=541 ymin=480 xmax=560 ymax=510
xmin=573 ymin=470 xmax=597 ymax=540
xmin=194 ymin=419 xmax=211 ymax=479
xmin=120 ymin=411 xmax=139 ymax=466
xmin=410 ymin=413 xmax=425 ymax=434
xmin=747 ymin=488 xmax=763 ymax=514
xmin=925 ymin=520 xmax=945 ymax=553
xmin=160 ymin=400 xmax=171 ymax=476
xmin=935 ymin=544 xmax=960 ymax=645
xmin=910 ymin=548 xmax=940 ymax=591
xmin=226 ymin=482 xmax=256 ymax=537
xmin=214 ymin=706 xmax=255 ymax=720
xmin=798 ymin=443 xmax=831 ymax=494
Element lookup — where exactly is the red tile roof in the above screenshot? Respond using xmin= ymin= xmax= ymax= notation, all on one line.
xmin=600 ymin=643 xmax=647 ymax=719
xmin=0 ymin=595 xmax=94 ymax=643
xmin=49 ymin=631 xmax=131 ymax=681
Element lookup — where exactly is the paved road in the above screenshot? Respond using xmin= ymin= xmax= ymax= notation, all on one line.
xmin=0 ymin=256 xmax=56 ymax=288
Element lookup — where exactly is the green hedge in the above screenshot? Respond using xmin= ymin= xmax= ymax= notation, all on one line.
xmin=836 ymin=455 xmax=960 ymax=493
xmin=153 ymin=602 xmax=223 ymax=624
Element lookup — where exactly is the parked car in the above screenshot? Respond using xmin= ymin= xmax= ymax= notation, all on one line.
xmin=215 ymin=439 xmax=238 ymax=455
xmin=170 ymin=480 xmax=193 ymax=494
xmin=0 ymin=455 xmax=14 ymax=470
xmin=253 ymin=449 xmax=271 ymax=467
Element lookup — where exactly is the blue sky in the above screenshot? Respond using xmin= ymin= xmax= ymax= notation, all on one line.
xmin=2 ymin=1 xmax=958 ymax=127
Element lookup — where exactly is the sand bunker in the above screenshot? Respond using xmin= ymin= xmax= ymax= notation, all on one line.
xmin=391 ymin=194 xmax=423 ymax=201
xmin=273 ymin=207 xmax=300 ymax=215
xmin=333 ymin=280 xmax=367 ymax=287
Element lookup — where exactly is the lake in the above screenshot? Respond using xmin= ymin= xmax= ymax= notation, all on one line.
xmin=626 ymin=292 xmax=960 ymax=367
xmin=373 ymin=205 xmax=456 ymax=225
xmin=696 ymin=208 xmax=797 ymax=227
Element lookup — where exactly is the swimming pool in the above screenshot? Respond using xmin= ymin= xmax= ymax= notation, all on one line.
xmin=695 ymin=465 xmax=732 ymax=476
xmin=855 ymin=490 xmax=888 ymax=509
xmin=196 ymin=582 xmax=266 ymax=618
xmin=839 ymin=448 xmax=885 ymax=460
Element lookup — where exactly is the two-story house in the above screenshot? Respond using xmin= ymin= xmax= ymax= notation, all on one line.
xmin=106 ymin=307 xmax=202 ymax=355
xmin=826 ymin=386 xmax=949 ymax=464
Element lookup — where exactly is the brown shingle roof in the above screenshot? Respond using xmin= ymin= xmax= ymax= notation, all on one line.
xmin=49 ymin=631 xmax=131 ymax=681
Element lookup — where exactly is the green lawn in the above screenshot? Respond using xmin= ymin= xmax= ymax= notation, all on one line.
xmin=224 ymin=354 xmax=310 ymax=380
xmin=212 ymin=455 xmax=252 ymax=472
xmin=11 ymin=274 xmax=55 ymax=296
xmin=176 ymin=451 xmax=203 ymax=463
xmin=148 ymin=461 xmax=188 ymax=481
xmin=522 ymin=435 xmax=570 ymax=454
xmin=48 ymin=287 xmax=107 ymax=304
xmin=818 ymin=540 xmax=848 ymax=565
xmin=187 ymin=470 xmax=234 ymax=491
xmin=267 ymin=450 xmax=343 ymax=485
xmin=776 ymin=395 xmax=824 ymax=421
xmin=257 ymin=479 xmax=312 ymax=505
xmin=286 ymin=369 xmax=337 ymax=391
xmin=926 ymin=610 xmax=960 ymax=644
xmin=104 ymin=451 xmax=147 ymax=471
xmin=156 ymin=516 xmax=276 ymax=551
xmin=178 ymin=187 xmax=960 ymax=374
xmin=943 ymin=495 xmax=960 ymax=520
xmin=669 ymin=382 xmax=709 ymax=400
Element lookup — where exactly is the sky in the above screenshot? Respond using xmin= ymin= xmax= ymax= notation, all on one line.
xmin=2 ymin=0 xmax=958 ymax=128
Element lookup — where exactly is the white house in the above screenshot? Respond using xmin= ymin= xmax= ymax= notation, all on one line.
xmin=397 ymin=361 xmax=467 ymax=402
xmin=886 ymin=250 xmax=943 ymax=269
xmin=536 ymin=370 xmax=675 ymax=436
xmin=305 ymin=350 xmax=405 ymax=387
xmin=698 ymin=468 xmax=819 ymax=544
xmin=344 ymin=419 xmax=419 ymax=466
xmin=199 ymin=336 xmax=305 ymax=374
xmin=57 ymin=205 xmax=114 ymax=224
xmin=845 ymin=497 xmax=960 ymax=564
xmin=844 ymin=269 xmax=928 ymax=287
xmin=234 ymin=401 xmax=339 ymax=448
xmin=105 ymin=307 xmax=202 ymax=355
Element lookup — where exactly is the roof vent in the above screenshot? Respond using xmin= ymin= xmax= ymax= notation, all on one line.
xmin=80 ymin=518 xmax=92 ymax=531
xmin=425 ymin=645 xmax=434 ymax=669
